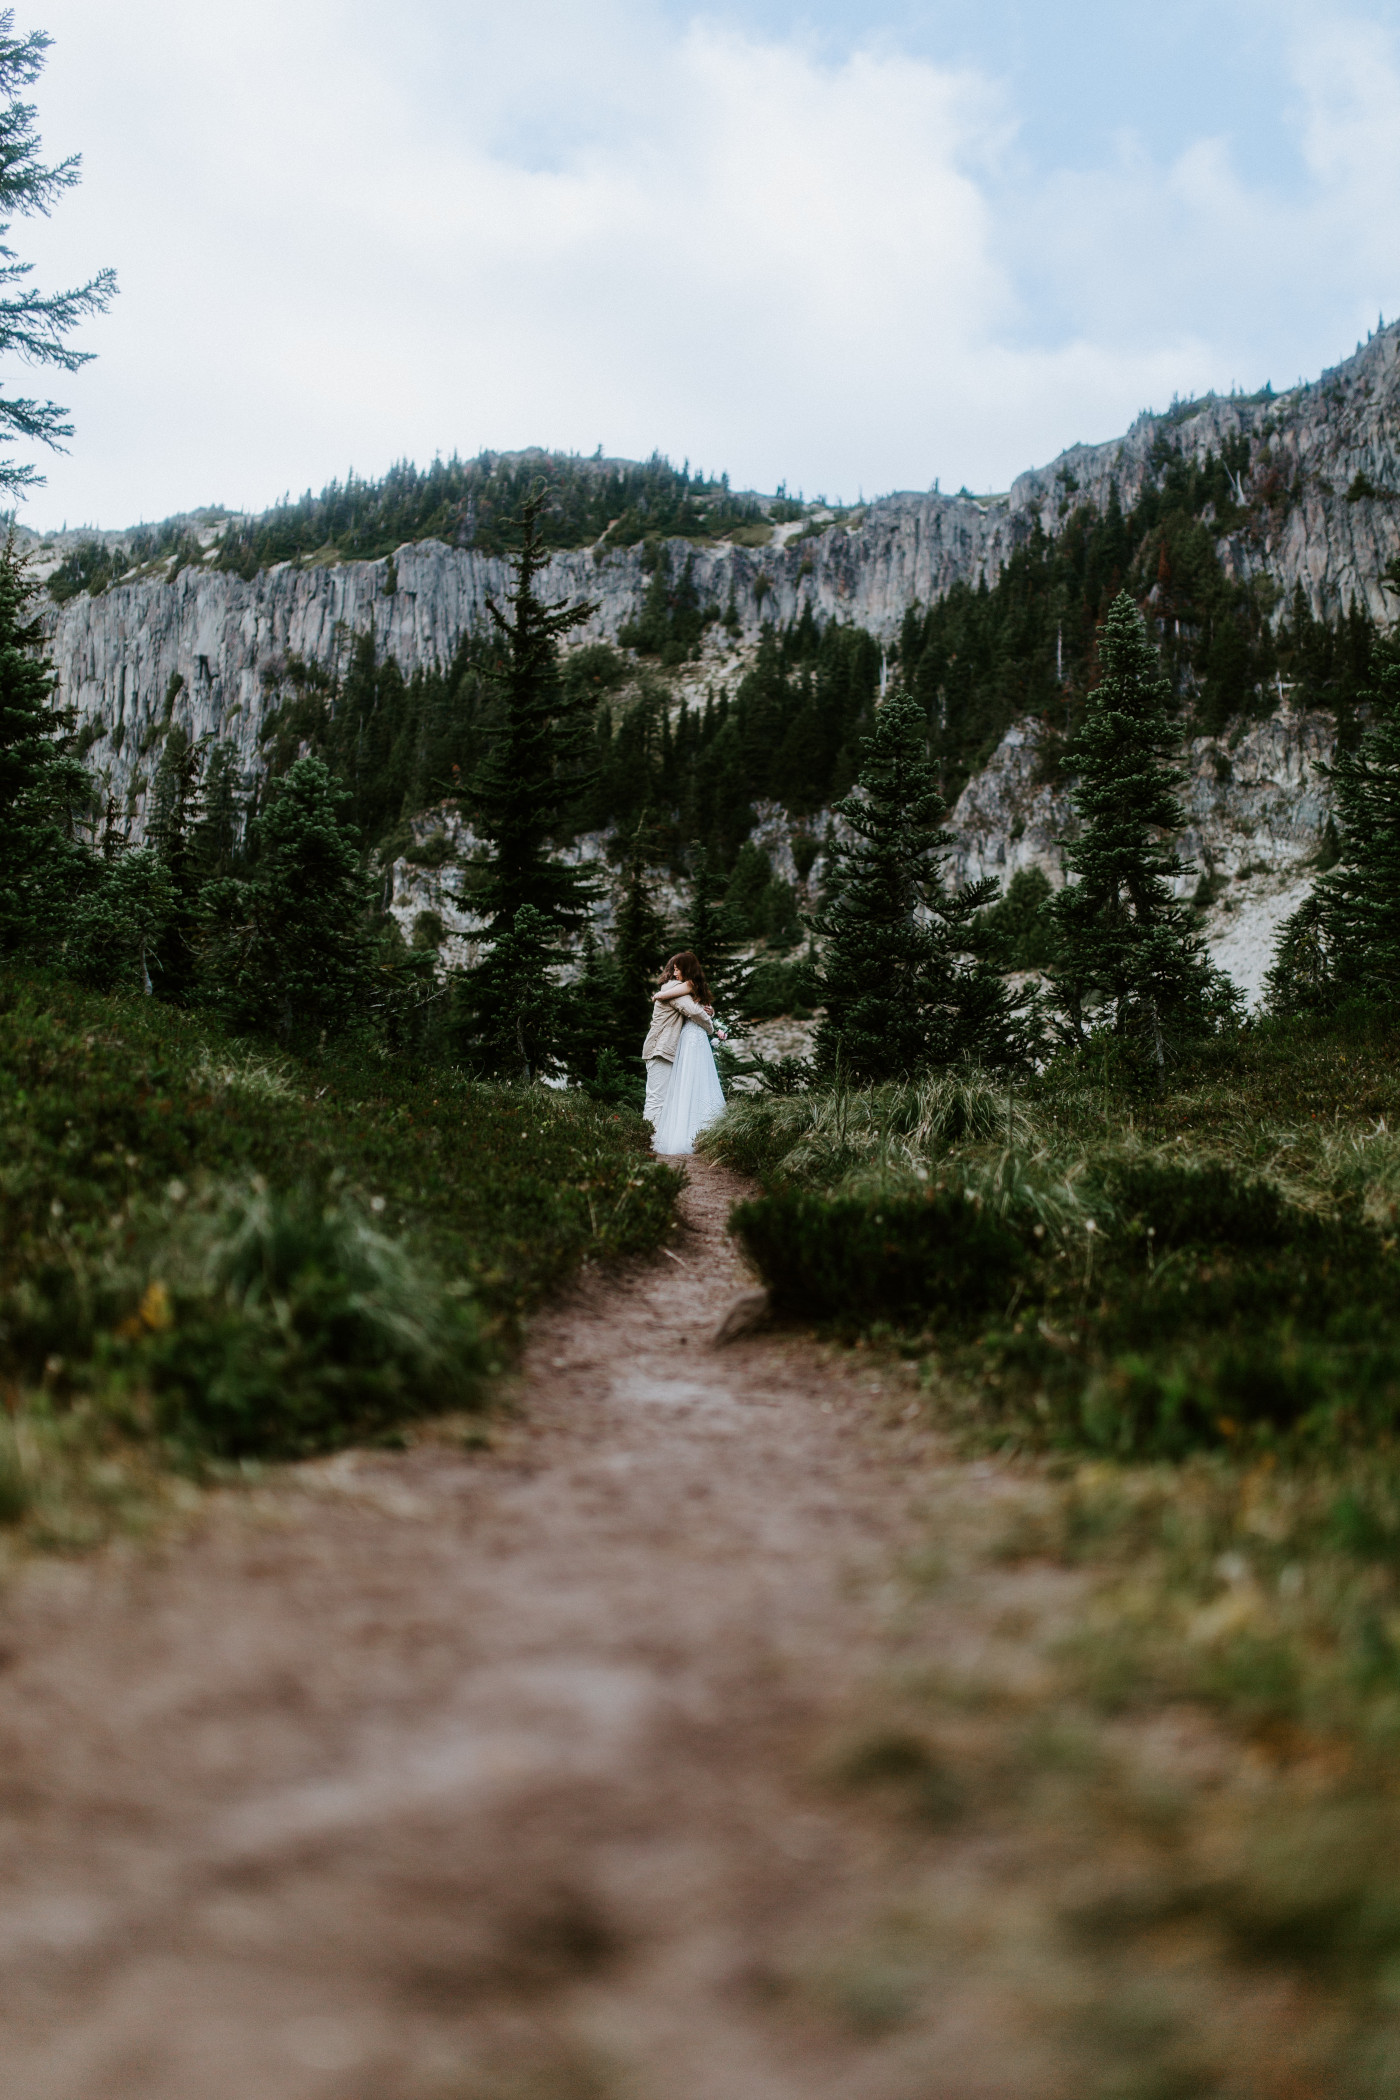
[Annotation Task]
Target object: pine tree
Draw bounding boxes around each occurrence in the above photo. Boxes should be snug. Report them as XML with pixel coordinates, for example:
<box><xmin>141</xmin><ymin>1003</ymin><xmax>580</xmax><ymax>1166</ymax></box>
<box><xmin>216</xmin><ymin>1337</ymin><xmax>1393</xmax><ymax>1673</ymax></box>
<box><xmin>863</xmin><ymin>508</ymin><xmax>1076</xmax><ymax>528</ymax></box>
<box><xmin>146</xmin><ymin>723</ymin><xmax>204</xmax><ymax>999</ymax></box>
<box><xmin>568</xmin><ymin>926</ymin><xmax>634</xmax><ymax>1098</ymax></box>
<box><xmin>683</xmin><ymin>842</ymin><xmax>746</xmax><ymax>1015</ymax></box>
<box><xmin>613</xmin><ymin>811</ymin><xmax>672</xmax><ymax>1047</ymax></box>
<box><xmin>1048</xmin><ymin>591</ymin><xmax>1236</xmax><ymax>1077</ymax></box>
<box><xmin>0</xmin><ymin>535</ymin><xmax>89</xmax><ymax>952</ymax></box>
<box><xmin>65</xmin><ymin>848</ymin><xmax>172</xmax><ymax>994</ymax></box>
<box><xmin>460</xmin><ymin>903</ymin><xmax>565</xmax><ymax>1081</ymax></box>
<box><xmin>199</xmin><ymin>756</ymin><xmax>373</xmax><ymax>1046</ymax></box>
<box><xmin>813</xmin><ymin>686</ymin><xmax>1031</xmax><ymax>1082</ymax></box>
<box><xmin>467</xmin><ymin>491</ymin><xmax>598</xmax><ymax>939</ymax></box>
<box><xmin>193</xmin><ymin>740</ymin><xmax>244</xmax><ymax>882</ymax></box>
<box><xmin>1266</xmin><ymin>657</ymin><xmax>1400</xmax><ymax>1012</ymax></box>
<box><xmin>0</xmin><ymin>15</ymin><xmax>115</xmax><ymax>495</ymax></box>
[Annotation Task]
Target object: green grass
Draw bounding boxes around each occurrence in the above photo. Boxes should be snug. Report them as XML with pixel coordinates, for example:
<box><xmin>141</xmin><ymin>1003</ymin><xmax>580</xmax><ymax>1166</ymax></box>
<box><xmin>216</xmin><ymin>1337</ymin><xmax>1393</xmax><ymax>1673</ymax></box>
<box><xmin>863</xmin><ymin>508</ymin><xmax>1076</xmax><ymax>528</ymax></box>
<box><xmin>702</xmin><ymin>1017</ymin><xmax>1400</xmax><ymax>1458</ymax></box>
<box><xmin>0</xmin><ymin>967</ymin><xmax>681</xmax><ymax>1542</ymax></box>
<box><xmin>702</xmin><ymin>1015</ymin><xmax>1400</xmax><ymax>2083</ymax></box>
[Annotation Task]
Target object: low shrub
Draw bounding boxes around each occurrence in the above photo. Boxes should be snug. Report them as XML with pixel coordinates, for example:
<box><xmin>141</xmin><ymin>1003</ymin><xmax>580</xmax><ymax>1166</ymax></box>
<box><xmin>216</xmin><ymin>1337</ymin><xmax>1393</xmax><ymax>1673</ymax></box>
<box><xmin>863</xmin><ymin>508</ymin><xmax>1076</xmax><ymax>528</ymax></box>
<box><xmin>0</xmin><ymin>967</ymin><xmax>682</xmax><ymax>1482</ymax></box>
<box><xmin>103</xmin><ymin>1181</ymin><xmax>486</xmax><ymax>1459</ymax></box>
<box><xmin>731</xmin><ymin>1185</ymin><xmax>1024</xmax><ymax>1327</ymax></box>
<box><xmin>711</xmin><ymin>1053</ymin><xmax>1400</xmax><ymax>1457</ymax></box>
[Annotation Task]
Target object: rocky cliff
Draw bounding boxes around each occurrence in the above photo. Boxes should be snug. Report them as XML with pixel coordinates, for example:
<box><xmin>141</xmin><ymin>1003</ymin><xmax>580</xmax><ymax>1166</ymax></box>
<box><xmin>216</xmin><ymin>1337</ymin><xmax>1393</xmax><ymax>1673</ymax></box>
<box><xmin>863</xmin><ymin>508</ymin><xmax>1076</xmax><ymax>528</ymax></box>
<box><xmin>31</xmin><ymin>322</ymin><xmax>1400</xmax><ymax>1000</ymax></box>
<box><xmin>949</xmin><ymin>708</ymin><xmax>1336</xmax><ymax>1006</ymax></box>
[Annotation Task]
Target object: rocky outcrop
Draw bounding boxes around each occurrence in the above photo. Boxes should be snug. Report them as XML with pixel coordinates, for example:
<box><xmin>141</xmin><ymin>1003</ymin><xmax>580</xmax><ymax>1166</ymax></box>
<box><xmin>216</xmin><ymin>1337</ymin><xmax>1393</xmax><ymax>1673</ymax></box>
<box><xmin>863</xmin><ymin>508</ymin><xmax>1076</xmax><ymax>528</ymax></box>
<box><xmin>949</xmin><ymin>707</ymin><xmax>1337</xmax><ymax>1005</ymax></box>
<box><xmin>42</xmin><ymin>498</ymin><xmax>1037</xmax><ymax>831</ymax></box>
<box><xmin>31</xmin><ymin>323</ymin><xmax>1400</xmax><ymax>995</ymax></box>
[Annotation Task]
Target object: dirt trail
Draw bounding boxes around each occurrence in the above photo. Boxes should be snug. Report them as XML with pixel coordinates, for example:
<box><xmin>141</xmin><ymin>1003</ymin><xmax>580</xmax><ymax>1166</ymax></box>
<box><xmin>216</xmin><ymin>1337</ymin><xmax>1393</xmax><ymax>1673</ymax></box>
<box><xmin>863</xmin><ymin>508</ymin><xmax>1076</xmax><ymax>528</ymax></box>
<box><xmin>0</xmin><ymin>1161</ymin><xmax>1081</xmax><ymax>2100</ymax></box>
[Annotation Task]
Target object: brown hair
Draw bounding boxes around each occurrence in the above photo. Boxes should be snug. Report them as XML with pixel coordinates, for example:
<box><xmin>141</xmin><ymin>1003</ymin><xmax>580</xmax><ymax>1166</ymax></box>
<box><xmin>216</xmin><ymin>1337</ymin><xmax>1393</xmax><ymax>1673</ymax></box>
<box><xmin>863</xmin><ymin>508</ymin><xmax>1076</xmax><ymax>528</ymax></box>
<box><xmin>659</xmin><ymin>949</ymin><xmax>710</xmax><ymax>1006</ymax></box>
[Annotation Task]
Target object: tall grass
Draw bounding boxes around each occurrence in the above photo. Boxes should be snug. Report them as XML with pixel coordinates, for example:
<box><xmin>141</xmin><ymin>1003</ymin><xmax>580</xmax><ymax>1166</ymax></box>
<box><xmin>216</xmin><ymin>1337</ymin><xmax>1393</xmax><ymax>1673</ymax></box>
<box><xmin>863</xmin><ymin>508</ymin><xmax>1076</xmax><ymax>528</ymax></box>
<box><xmin>707</xmin><ymin>1022</ymin><xmax>1400</xmax><ymax>1458</ymax></box>
<box><xmin>0</xmin><ymin>967</ymin><xmax>682</xmax><ymax>1537</ymax></box>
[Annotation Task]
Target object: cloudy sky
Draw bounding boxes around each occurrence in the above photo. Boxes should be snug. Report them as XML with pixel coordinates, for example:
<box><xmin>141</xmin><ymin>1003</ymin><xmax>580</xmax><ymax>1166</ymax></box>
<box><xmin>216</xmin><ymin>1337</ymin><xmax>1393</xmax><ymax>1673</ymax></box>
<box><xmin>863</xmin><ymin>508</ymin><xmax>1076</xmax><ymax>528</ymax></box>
<box><xmin>13</xmin><ymin>0</ymin><xmax>1400</xmax><ymax>529</ymax></box>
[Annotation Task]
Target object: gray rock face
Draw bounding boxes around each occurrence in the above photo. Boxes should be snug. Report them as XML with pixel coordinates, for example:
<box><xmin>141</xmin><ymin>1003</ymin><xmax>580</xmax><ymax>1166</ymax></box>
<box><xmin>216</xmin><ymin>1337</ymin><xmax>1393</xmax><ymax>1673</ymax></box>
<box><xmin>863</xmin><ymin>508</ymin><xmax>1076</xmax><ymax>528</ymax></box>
<box><xmin>44</xmin><ymin>505</ymin><xmax>1031</xmax><ymax>831</ymax></box>
<box><xmin>949</xmin><ymin>707</ymin><xmax>1337</xmax><ymax>1007</ymax></box>
<box><xmin>1006</xmin><ymin>322</ymin><xmax>1400</xmax><ymax>626</ymax></box>
<box><xmin>36</xmin><ymin>324</ymin><xmax>1400</xmax><ymax>883</ymax></box>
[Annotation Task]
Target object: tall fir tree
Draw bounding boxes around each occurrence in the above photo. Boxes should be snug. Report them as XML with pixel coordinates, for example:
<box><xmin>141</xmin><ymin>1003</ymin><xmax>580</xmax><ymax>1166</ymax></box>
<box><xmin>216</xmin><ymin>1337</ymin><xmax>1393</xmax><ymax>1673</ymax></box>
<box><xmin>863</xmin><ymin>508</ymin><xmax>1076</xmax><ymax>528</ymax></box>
<box><xmin>0</xmin><ymin>536</ymin><xmax>89</xmax><ymax>952</ymax></box>
<box><xmin>1265</xmin><ymin>656</ymin><xmax>1400</xmax><ymax>1012</ymax></box>
<box><xmin>683</xmin><ymin>842</ymin><xmax>747</xmax><ymax>1016</ymax></box>
<box><xmin>1048</xmin><ymin>591</ymin><xmax>1236</xmax><ymax>1076</ymax></box>
<box><xmin>466</xmin><ymin>491</ymin><xmax>598</xmax><ymax>938</ymax></box>
<box><xmin>613</xmin><ymin>810</ymin><xmax>673</xmax><ymax>1048</ymax></box>
<box><xmin>0</xmin><ymin>13</ymin><xmax>115</xmax><ymax>497</ymax></box>
<box><xmin>813</xmin><ymin>685</ymin><xmax>1032</xmax><ymax>1082</ymax></box>
<box><xmin>456</xmin><ymin>491</ymin><xmax>599</xmax><ymax>1070</ymax></box>
<box><xmin>146</xmin><ymin>722</ymin><xmax>204</xmax><ymax>999</ymax></box>
<box><xmin>199</xmin><ymin>755</ymin><xmax>373</xmax><ymax>1047</ymax></box>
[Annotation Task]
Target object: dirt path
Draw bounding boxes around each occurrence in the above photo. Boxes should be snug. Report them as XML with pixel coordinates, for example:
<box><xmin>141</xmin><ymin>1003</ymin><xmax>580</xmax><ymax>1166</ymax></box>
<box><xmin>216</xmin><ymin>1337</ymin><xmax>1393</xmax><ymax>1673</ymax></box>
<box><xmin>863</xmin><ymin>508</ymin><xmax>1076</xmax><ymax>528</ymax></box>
<box><xmin>0</xmin><ymin>1161</ymin><xmax>1092</xmax><ymax>2100</ymax></box>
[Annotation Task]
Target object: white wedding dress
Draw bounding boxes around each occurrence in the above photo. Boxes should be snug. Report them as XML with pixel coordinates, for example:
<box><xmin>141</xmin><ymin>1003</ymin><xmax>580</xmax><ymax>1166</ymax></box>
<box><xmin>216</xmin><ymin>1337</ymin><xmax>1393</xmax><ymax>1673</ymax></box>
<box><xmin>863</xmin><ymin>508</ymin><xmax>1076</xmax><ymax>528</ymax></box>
<box><xmin>652</xmin><ymin>1020</ymin><xmax>726</xmax><ymax>1155</ymax></box>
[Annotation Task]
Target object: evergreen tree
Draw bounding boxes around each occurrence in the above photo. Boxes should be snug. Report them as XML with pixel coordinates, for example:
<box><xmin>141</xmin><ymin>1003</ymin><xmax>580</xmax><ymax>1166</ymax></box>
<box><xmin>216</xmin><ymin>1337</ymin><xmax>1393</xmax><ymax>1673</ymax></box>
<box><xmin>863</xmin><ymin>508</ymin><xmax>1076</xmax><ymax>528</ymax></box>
<box><xmin>200</xmin><ymin>756</ymin><xmax>373</xmax><ymax>1046</ymax></box>
<box><xmin>1266</xmin><ymin>658</ymin><xmax>1400</xmax><ymax>1012</ymax></box>
<box><xmin>459</xmin><ymin>903</ymin><xmax>565</xmax><ymax>1081</ymax></box>
<box><xmin>1048</xmin><ymin>591</ymin><xmax>1236</xmax><ymax>1077</ymax></box>
<box><xmin>613</xmin><ymin>812</ymin><xmax>673</xmax><ymax>1046</ymax></box>
<box><xmin>466</xmin><ymin>490</ymin><xmax>598</xmax><ymax>939</ymax></box>
<box><xmin>567</xmin><ymin>926</ymin><xmax>636</xmax><ymax>1100</ymax></box>
<box><xmin>1262</xmin><ymin>890</ymin><xmax>1335</xmax><ymax>1016</ymax></box>
<box><xmin>683</xmin><ymin>842</ymin><xmax>747</xmax><ymax>1015</ymax></box>
<box><xmin>0</xmin><ymin>13</ymin><xmax>116</xmax><ymax>496</ymax></box>
<box><xmin>65</xmin><ymin>847</ymin><xmax>172</xmax><ymax>994</ymax></box>
<box><xmin>0</xmin><ymin>535</ymin><xmax>89</xmax><ymax>952</ymax></box>
<box><xmin>193</xmin><ymin>740</ymin><xmax>244</xmax><ymax>882</ymax></box>
<box><xmin>146</xmin><ymin>723</ymin><xmax>204</xmax><ymax>999</ymax></box>
<box><xmin>813</xmin><ymin>686</ymin><xmax>1031</xmax><ymax>1082</ymax></box>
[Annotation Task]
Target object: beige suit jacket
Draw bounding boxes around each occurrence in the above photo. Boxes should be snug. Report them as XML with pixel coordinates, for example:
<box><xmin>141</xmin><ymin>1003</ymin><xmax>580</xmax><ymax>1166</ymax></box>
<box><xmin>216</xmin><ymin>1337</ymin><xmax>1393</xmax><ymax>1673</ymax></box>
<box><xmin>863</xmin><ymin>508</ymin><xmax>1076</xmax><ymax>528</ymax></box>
<box><xmin>643</xmin><ymin>987</ymin><xmax>714</xmax><ymax>1063</ymax></box>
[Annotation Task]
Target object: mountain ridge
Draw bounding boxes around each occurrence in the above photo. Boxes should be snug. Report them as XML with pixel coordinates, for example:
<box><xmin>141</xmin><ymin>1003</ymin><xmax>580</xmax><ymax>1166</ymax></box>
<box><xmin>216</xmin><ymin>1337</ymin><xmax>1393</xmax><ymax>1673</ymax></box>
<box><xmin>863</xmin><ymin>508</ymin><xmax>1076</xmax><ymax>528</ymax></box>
<box><xmin>33</xmin><ymin>322</ymin><xmax>1400</xmax><ymax>1014</ymax></box>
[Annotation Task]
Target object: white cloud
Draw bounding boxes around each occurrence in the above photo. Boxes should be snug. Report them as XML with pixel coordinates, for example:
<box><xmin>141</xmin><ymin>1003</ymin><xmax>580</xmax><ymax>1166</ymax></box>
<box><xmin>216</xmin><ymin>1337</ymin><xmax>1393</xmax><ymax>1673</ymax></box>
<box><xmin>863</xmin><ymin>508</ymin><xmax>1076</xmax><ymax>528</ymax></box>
<box><xmin>12</xmin><ymin>0</ymin><xmax>1400</xmax><ymax>530</ymax></box>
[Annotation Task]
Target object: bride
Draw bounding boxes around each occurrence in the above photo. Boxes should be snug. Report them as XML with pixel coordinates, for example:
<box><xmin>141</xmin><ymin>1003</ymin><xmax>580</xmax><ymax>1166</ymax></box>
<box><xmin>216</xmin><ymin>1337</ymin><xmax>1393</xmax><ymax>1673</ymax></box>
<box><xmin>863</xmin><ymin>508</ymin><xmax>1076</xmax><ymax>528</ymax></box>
<box><xmin>649</xmin><ymin>952</ymin><xmax>727</xmax><ymax>1156</ymax></box>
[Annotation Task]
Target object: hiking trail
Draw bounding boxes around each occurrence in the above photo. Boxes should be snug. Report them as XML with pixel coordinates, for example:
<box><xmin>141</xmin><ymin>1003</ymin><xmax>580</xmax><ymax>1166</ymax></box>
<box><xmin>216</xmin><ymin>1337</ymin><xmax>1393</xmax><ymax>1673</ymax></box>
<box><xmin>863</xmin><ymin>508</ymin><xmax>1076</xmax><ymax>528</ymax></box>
<box><xmin>0</xmin><ymin>1159</ymin><xmax>1105</xmax><ymax>2099</ymax></box>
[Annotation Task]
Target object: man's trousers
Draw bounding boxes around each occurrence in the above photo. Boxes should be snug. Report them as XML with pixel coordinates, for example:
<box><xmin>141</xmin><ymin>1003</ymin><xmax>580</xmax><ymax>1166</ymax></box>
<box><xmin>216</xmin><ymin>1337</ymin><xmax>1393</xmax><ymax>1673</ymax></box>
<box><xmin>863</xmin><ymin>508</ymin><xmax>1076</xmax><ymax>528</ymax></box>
<box><xmin>643</xmin><ymin>1056</ymin><xmax>672</xmax><ymax>1132</ymax></box>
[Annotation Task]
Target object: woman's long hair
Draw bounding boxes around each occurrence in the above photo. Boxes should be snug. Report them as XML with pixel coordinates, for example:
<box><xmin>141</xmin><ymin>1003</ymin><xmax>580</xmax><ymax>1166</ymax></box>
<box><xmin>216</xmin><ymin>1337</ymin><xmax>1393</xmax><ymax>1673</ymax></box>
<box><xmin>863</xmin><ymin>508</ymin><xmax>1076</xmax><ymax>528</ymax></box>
<box><xmin>659</xmin><ymin>949</ymin><xmax>710</xmax><ymax>1006</ymax></box>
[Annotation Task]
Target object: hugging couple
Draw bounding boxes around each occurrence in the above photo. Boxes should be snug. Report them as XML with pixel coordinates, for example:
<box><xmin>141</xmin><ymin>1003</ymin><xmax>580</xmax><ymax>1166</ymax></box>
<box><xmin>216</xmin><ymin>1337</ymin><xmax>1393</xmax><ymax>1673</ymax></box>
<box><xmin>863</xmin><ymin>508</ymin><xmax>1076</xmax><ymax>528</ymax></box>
<box><xmin>641</xmin><ymin>950</ymin><xmax>727</xmax><ymax>1156</ymax></box>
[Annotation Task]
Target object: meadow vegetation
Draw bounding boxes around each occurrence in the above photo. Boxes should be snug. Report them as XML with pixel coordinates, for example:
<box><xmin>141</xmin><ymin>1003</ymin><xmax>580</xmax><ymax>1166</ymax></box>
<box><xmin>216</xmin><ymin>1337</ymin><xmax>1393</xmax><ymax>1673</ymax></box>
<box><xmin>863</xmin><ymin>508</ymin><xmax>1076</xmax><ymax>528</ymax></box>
<box><xmin>701</xmin><ymin>1017</ymin><xmax>1400</xmax><ymax>2090</ymax></box>
<box><xmin>0</xmin><ymin>966</ymin><xmax>679</xmax><ymax>1554</ymax></box>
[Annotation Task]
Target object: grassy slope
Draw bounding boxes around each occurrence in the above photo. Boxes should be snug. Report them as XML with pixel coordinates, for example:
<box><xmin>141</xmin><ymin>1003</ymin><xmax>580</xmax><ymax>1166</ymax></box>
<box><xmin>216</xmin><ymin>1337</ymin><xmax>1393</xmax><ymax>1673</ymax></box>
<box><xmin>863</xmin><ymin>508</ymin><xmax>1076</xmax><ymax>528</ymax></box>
<box><xmin>0</xmin><ymin>969</ymin><xmax>680</xmax><ymax>1550</ymax></box>
<box><xmin>702</xmin><ymin>1021</ymin><xmax>1400</xmax><ymax>2080</ymax></box>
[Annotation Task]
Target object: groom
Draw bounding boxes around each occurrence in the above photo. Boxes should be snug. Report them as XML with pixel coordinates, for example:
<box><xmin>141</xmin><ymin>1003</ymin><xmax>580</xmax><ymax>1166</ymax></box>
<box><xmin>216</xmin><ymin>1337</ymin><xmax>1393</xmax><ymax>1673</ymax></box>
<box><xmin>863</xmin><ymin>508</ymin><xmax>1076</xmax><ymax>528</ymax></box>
<box><xmin>642</xmin><ymin>957</ymin><xmax>715</xmax><ymax>1132</ymax></box>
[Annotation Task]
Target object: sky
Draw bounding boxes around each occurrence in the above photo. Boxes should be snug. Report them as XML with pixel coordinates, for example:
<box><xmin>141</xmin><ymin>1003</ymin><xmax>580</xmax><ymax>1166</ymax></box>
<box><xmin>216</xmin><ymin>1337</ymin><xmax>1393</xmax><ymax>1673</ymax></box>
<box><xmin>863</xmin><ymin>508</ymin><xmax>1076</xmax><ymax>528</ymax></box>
<box><xmin>12</xmin><ymin>0</ymin><xmax>1400</xmax><ymax>530</ymax></box>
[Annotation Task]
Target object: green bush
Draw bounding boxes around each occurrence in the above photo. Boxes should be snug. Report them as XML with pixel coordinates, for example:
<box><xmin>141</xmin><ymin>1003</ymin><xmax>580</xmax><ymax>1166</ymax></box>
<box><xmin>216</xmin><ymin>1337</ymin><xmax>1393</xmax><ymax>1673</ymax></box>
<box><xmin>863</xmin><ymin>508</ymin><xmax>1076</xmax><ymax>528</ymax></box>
<box><xmin>731</xmin><ymin>1185</ymin><xmax>1024</xmax><ymax>1326</ymax></box>
<box><xmin>0</xmin><ymin>968</ymin><xmax>682</xmax><ymax>1468</ymax></box>
<box><xmin>978</xmin><ymin>866</ymin><xmax>1059</xmax><ymax>970</ymax></box>
<box><xmin>104</xmin><ymin>1182</ymin><xmax>485</xmax><ymax>1459</ymax></box>
<box><xmin>742</xmin><ymin>951</ymin><xmax>819</xmax><ymax>1019</ymax></box>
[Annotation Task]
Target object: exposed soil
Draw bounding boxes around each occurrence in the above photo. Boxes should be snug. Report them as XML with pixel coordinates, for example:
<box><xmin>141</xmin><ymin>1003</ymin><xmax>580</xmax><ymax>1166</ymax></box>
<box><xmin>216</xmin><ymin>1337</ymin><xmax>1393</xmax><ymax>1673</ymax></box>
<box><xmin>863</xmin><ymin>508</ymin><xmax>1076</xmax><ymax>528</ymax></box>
<box><xmin>0</xmin><ymin>1161</ymin><xmax>1285</xmax><ymax>2099</ymax></box>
